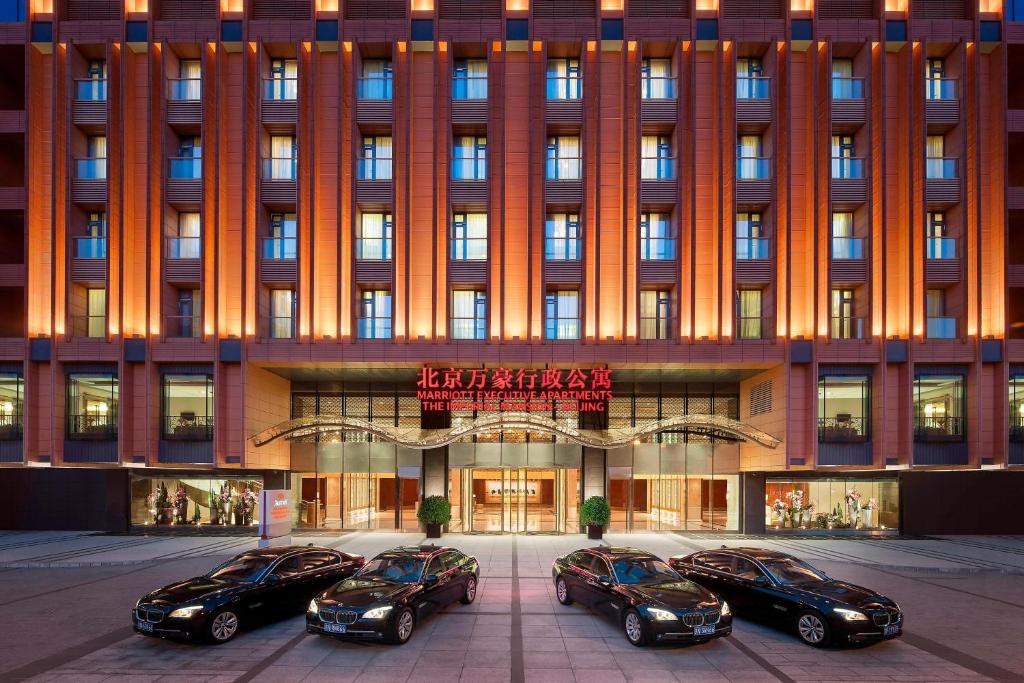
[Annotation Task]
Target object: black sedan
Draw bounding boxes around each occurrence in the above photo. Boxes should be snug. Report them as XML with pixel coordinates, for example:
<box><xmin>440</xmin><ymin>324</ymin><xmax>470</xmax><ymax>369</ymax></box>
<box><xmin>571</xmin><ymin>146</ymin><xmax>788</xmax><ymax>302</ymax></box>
<box><xmin>552</xmin><ymin>547</ymin><xmax>732</xmax><ymax>647</ymax></box>
<box><xmin>133</xmin><ymin>545</ymin><xmax>364</xmax><ymax>644</ymax></box>
<box><xmin>669</xmin><ymin>548</ymin><xmax>902</xmax><ymax>647</ymax></box>
<box><xmin>307</xmin><ymin>545</ymin><xmax>479</xmax><ymax>645</ymax></box>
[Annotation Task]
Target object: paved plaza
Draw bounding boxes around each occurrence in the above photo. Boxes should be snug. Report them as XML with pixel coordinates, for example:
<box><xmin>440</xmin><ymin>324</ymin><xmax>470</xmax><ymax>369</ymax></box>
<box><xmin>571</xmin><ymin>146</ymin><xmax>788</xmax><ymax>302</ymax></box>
<box><xmin>1</xmin><ymin>531</ymin><xmax>1024</xmax><ymax>682</ymax></box>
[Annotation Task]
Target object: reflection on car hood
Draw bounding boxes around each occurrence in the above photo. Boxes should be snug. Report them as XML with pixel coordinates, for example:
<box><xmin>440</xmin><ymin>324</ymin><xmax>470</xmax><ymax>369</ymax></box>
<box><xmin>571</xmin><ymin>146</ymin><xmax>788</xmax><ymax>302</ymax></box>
<box><xmin>788</xmin><ymin>580</ymin><xmax>891</xmax><ymax>607</ymax></box>
<box><xmin>624</xmin><ymin>580</ymin><xmax>716</xmax><ymax>609</ymax></box>
<box><xmin>143</xmin><ymin>576</ymin><xmax>240</xmax><ymax>605</ymax></box>
<box><xmin>321</xmin><ymin>577</ymin><xmax>416</xmax><ymax>607</ymax></box>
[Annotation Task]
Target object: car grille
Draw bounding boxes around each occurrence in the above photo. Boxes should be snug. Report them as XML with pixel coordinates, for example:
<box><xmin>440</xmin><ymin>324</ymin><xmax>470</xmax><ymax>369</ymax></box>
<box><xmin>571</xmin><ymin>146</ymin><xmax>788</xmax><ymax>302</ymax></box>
<box><xmin>871</xmin><ymin>608</ymin><xmax>900</xmax><ymax>627</ymax></box>
<box><xmin>682</xmin><ymin>609</ymin><xmax>720</xmax><ymax>627</ymax></box>
<box><xmin>135</xmin><ymin>607</ymin><xmax>164</xmax><ymax>624</ymax></box>
<box><xmin>320</xmin><ymin>608</ymin><xmax>359</xmax><ymax>625</ymax></box>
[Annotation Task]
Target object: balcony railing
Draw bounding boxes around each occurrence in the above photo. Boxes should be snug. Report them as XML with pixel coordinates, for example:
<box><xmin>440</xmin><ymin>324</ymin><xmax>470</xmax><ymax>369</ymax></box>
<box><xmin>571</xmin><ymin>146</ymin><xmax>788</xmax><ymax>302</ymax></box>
<box><xmin>167</xmin><ymin>78</ymin><xmax>202</xmax><ymax>101</ymax></box>
<box><xmin>639</xmin><ymin>317</ymin><xmax>671</xmax><ymax>340</ymax></box>
<box><xmin>262</xmin><ymin>237</ymin><xmax>297</xmax><ymax>260</ymax></box>
<box><xmin>926</xmin><ymin>316</ymin><xmax>958</xmax><ymax>339</ymax></box>
<box><xmin>164</xmin><ymin>315</ymin><xmax>202</xmax><ymax>338</ymax></box>
<box><xmin>818</xmin><ymin>417</ymin><xmax>868</xmax><ymax>442</ymax></box>
<box><xmin>736</xmin><ymin>156</ymin><xmax>771</xmax><ymax>180</ymax></box>
<box><xmin>67</xmin><ymin>414</ymin><xmax>116</xmax><ymax>439</ymax></box>
<box><xmin>268</xmin><ymin>316</ymin><xmax>296</xmax><ymax>339</ymax></box>
<box><xmin>640</xmin><ymin>238</ymin><xmax>675</xmax><ymax>261</ymax></box>
<box><xmin>925</xmin><ymin>78</ymin><xmax>958</xmax><ymax>101</ymax></box>
<box><xmin>926</xmin><ymin>236</ymin><xmax>958</xmax><ymax>260</ymax></box>
<box><xmin>831</xmin><ymin>77</ymin><xmax>864</xmax><ymax>100</ymax></box>
<box><xmin>264</xmin><ymin>77</ymin><xmax>297</xmax><ymax>101</ymax></box>
<box><xmin>451</xmin><ymin>155</ymin><xmax>487</xmax><ymax>181</ymax></box>
<box><xmin>356</xmin><ymin>238</ymin><xmax>392</xmax><ymax>261</ymax></box>
<box><xmin>451</xmin><ymin>318</ymin><xmax>486</xmax><ymax>340</ymax></box>
<box><xmin>357</xmin><ymin>317</ymin><xmax>393</xmax><ymax>339</ymax></box>
<box><xmin>75</xmin><ymin>79</ymin><xmax>107</xmax><ymax>101</ymax></box>
<box><xmin>76</xmin><ymin>157</ymin><xmax>107</xmax><ymax>180</ymax></box>
<box><xmin>70</xmin><ymin>315</ymin><xmax>107</xmax><ymax>338</ymax></box>
<box><xmin>452</xmin><ymin>75</ymin><xmax>488</xmax><ymax>100</ymax></box>
<box><xmin>545</xmin><ymin>238</ymin><xmax>581</xmax><ymax>261</ymax></box>
<box><xmin>831</xmin><ymin>157</ymin><xmax>865</xmax><ymax>179</ymax></box>
<box><xmin>358</xmin><ymin>158</ymin><xmax>393</xmax><ymax>180</ymax></box>
<box><xmin>640</xmin><ymin>156</ymin><xmax>675</xmax><ymax>181</ymax></box>
<box><xmin>736</xmin><ymin>77</ymin><xmax>770</xmax><ymax>99</ymax></box>
<box><xmin>357</xmin><ymin>76</ymin><xmax>393</xmax><ymax>100</ymax></box>
<box><xmin>642</xmin><ymin>77</ymin><xmax>677</xmax><ymax>100</ymax></box>
<box><xmin>914</xmin><ymin>415</ymin><xmax>963</xmax><ymax>441</ymax></box>
<box><xmin>546</xmin><ymin>157</ymin><xmax>582</xmax><ymax>180</ymax></box>
<box><xmin>264</xmin><ymin>157</ymin><xmax>297</xmax><ymax>180</ymax></box>
<box><xmin>167</xmin><ymin>236</ymin><xmax>202</xmax><ymax>259</ymax></box>
<box><xmin>831</xmin><ymin>236</ymin><xmax>864</xmax><ymax>259</ymax></box>
<box><xmin>926</xmin><ymin>157</ymin><xmax>958</xmax><ymax>179</ymax></box>
<box><xmin>168</xmin><ymin>156</ymin><xmax>202</xmax><ymax>179</ymax></box>
<box><xmin>546</xmin><ymin>76</ymin><xmax>582</xmax><ymax>100</ymax></box>
<box><xmin>163</xmin><ymin>415</ymin><xmax>213</xmax><ymax>441</ymax></box>
<box><xmin>830</xmin><ymin>316</ymin><xmax>865</xmax><ymax>340</ymax></box>
<box><xmin>74</xmin><ymin>236</ymin><xmax>107</xmax><ymax>259</ymax></box>
<box><xmin>736</xmin><ymin>316</ymin><xmax>767</xmax><ymax>340</ymax></box>
<box><xmin>545</xmin><ymin>318</ymin><xmax>581</xmax><ymax>340</ymax></box>
<box><xmin>736</xmin><ymin>237</ymin><xmax>770</xmax><ymax>260</ymax></box>
<box><xmin>451</xmin><ymin>238</ymin><xmax>488</xmax><ymax>261</ymax></box>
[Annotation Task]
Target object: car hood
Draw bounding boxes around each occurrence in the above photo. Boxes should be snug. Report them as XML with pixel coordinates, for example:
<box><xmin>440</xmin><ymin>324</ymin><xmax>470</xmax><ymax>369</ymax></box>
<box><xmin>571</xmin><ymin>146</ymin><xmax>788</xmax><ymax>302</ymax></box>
<box><xmin>141</xmin><ymin>576</ymin><xmax>241</xmax><ymax>605</ymax></box>
<box><xmin>319</xmin><ymin>577</ymin><xmax>418</xmax><ymax>607</ymax></box>
<box><xmin>623</xmin><ymin>580</ymin><xmax>718</xmax><ymax>610</ymax></box>
<box><xmin>788</xmin><ymin>580</ymin><xmax>892</xmax><ymax>608</ymax></box>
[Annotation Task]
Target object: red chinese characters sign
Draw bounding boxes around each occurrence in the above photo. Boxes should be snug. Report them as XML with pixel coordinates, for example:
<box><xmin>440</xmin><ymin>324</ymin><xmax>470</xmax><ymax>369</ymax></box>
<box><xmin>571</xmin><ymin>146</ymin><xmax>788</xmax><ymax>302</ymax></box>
<box><xmin>416</xmin><ymin>367</ymin><xmax>613</xmax><ymax>413</ymax></box>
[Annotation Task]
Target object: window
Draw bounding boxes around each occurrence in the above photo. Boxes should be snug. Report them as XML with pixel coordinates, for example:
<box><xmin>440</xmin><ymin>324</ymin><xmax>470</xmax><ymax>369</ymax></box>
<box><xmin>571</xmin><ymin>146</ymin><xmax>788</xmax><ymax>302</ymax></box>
<box><xmin>926</xmin><ymin>58</ymin><xmax>955</xmax><ymax>100</ymax></box>
<box><xmin>359</xmin><ymin>136</ymin><xmax>393</xmax><ymax>180</ymax></box>
<box><xmin>357</xmin><ymin>213</ymin><xmax>393</xmax><ymax>260</ymax></box>
<box><xmin>640</xmin><ymin>135</ymin><xmax>674</xmax><ymax>180</ymax></box>
<box><xmin>926</xmin><ymin>135</ymin><xmax>955</xmax><ymax>178</ymax></box>
<box><xmin>0</xmin><ymin>0</ymin><xmax>26</xmax><ymax>21</ymax></box>
<box><xmin>358</xmin><ymin>289</ymin><xmax>392</xmax><ymax>339</ymax></box>
<box><xmin>546</xmin><ymin>58</ymin><xmax>581</xmax><ymax>100</ymax></box>
<box><xmin>641</xmin><ymin>58</ymin><xmax>674</xmax><ymax>99</ymax></box>
<box><xmin>545</xmin><ymin>290</ymin><xmax>580</xmax><ymax>340</ymax></box>
<box><xmin>451</xmin><ymin>213</ymin><xmax>487</xmax><ymax>261</ymax></box>
<box><xmin>736</xmin><ymin>57</ymin><xmax>768</xmax><ymax>99</ymax></box>
<box><xmin>170</xmin><ymin>288</ymin><xmax>201</xmax><ymax>338</ymax></box>
<box><xmin>830</xmin><ymin>58</ymin><xmax>862</xmax><ymax>99</ymax></box>
<box><xmin>926</xmin><ymin>211</ymin><xmax>955</xmax><ymax>259</ymax></box>
<box><xmin>546</xmin><ymin>136</ymin><xmax>581</xmax><ymax>180</ymax></box>
<box><xmin>266</xmin><ymin>58</ymin><xmax>297</xmax><ymax>100</ymax></box>
<box><xmin>830</xmin><ymin>288</ymin><xmax>861</xmax><ymax>339</ymax></box>
<box><xmin>170</xmin><ymin>59</ymin><xmax>201</xmax><ymax>101</ymax></box>
<box><xmin>81</xmin><ymin>288</ymin><xmax>106</xmax><ymax>338</ymax></box>
<box><xmin>1010</xmin><ymin>376</ymin><xmax>1024</xmax><ymax>442</ymax></box>
<box><xmin>170</xmin><ymin>135</ymin><xmax>201</xmax><ymax>179</ymax></box>
<box><xmin>76</xmin><ymin>212</ymin><xmax>107</xmax><ymax>258</ymax></box>
<box><xmin>452</xmin><ymin>136</ymin><xmax>486</xmax><ymax>180</ymax></box>
<box><xmin>269</xmin><ymin>289</ymin><xmax>296</xmax><ymax>339</ymax></box>
<box><xmin>66</xmin><ymin>373</ymin><xmax>118</xmax><ymax>439</ymax></box>
<box><xmin>736</xmin><ymin>135</ymin><xmax>767</xmax><ymax>179</ymax></box>
<box><xmin>736</xmin><ymin>289</ymin><xmax>763</xmax><ymax>339</ymax></box>
<box><xmin>303</xmin><ymin>552</ymin><xmax>340</xmax><ymax>570</ymax></box>
<box><xmin>640</xmin><ymin>213</ymin><xmax>674</xmax><ymax>260</ymax></box>
<box><xmin>640</xmin><ymin>290</ymin><xmax>671</xmax><ymax>340</ymax></box>
<box><xmin>78</xmin><ymin>136</ymin><xmax>107</xmax><ymax>179</ymax></box>
<box><xmin>267</xmin><ymin>135</ymin><xmax>296</xmax><ymax>180</ymax></box>
<box><xmin>359</xmin><ymin>60</ymin><xmax>393</xmax><ymax>100</ymax></box>
<box><xmin>75</xmin><ymin>60</ymin><xmax>107</xmax><ymax>102</ymax></box>
<box><xmin>162</xmin><ymin>374</ymin><xmax>213</xmax><ymax>441</ymax></box>
<box><xmin>914</xmin><ymin>374</ymin><xmax>964</xmax><ymax>441</ymax></box>
<box><xmin>830</xmin><ymin>212</ymin><xmax>862</xmax><ymax>259</ymax></box>
<box><xmin>0</xmin><ymin>373</ymin><xmax>23</xmax><ymax>440</ymax></box>
<box><xmin>545</xmin><ymin>213</ymin><xmax>581</xmax><ymax>261</ymax></box>
<box><xmin>170</xmin><ymin>212</ymin><xmax>201</xmax><ymax>259</ymax></box>
<box><xmin>818</xmin><ymin>375</ymin><xmax>870</xmax><ymax>442</ymax></box>
<box><xmin>766</xmin><ymin>477</ymin><xmax>898</xmax><ymax>530</ymax></box>
<box><xmin>735</xmin><ymin>212</ymin><xmax>768</xmax><ymax>260</ymax></box>
<box><xmin>451</xmin><ymin>290</ymin><xmax>486</xmax><ymax>340</ymax></box>
<box><xmin>926</xmin><ymin>289</ymin><xmax>956</xmax><ymax>338</ymax></box>
<box><xmin>831</xmin><ymin>135</ymin><xmax>861</xmax><ymax>179</ymax></box>
<box><xmin>264</xmin><ymin>213</ymin><xmax>297</xmax><ymax>259</ymax></box>
<box><xmin>453</xmin><ymin>59</ymin><xmax>487</xmax><ymax>100</ymax></box>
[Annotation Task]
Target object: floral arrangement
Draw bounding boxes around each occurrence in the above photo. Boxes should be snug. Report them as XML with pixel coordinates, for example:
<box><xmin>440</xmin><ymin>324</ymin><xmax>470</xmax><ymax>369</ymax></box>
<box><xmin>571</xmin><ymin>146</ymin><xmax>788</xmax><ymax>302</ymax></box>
<box><xmin>863</xmin><ymin>497</ymin><xmax>878</xmax><ymax>510</ymax></box>
<box><xmin>845</xmin><ymin>488</ymin><xmax>862</xmax><ymax>507</ymax></box>
<box><xmin>785</xmin><ymin>489</ymin><xmax>805</xmax><ymax>513</ymax></box>
<box><xmin>173</xmin><ymin>487</ymin><xmax>188</xmax><ymax>506</ymax></box>
<box><xmin>234</xmin><ymin>486</ymin><xmax>258</xmax><ymax>524</ymax></box>
<box><xmin>217</xmin><ymin>484</ymin><xmax>233</xmax><ymax>505</ymax></box>
<box><xmin>771</xmin><ymin>498</ymin><xmax>787</xmax><ymax>517</ymax></box>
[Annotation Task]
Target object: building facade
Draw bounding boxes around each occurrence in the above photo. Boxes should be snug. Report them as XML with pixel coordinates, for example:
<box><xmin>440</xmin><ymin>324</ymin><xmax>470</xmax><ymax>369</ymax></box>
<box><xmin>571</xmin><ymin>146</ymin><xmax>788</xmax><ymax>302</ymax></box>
<box><xmin>1</xmin><ymin>0</ymin><xmax>1023</xmax><ymax>534</ymax></box>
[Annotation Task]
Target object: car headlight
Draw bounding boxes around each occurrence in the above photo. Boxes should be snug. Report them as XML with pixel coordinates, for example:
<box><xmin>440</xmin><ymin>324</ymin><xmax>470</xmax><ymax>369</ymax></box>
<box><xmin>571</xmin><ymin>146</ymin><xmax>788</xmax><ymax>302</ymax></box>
<box><xmin>720</xmin><ymin>601</ymin><xmax>731</xmax><ymax>617</ymax></box>
<box><xmin>645</xmin><ymin>607</ymin><xmax>678</xmax><ymax>621</ymax></box>
<box><xmin>307</xmin><ymin>599</ymin><xmax>318</xmax><ymax>615</ymax></box>
<box><xmin>833</xmin><ymin>608</ymin><xmax>869</xmax><ymax>621</ymax></box>
<box><xmin>168</xmin><ymin>606</ymin><xmax>204</xmax><ymax>619</ymax></box>
<box><xmin>362</xmin><ymin>606</ymin><xmax>393</xmax><ymax>620</ymax></box>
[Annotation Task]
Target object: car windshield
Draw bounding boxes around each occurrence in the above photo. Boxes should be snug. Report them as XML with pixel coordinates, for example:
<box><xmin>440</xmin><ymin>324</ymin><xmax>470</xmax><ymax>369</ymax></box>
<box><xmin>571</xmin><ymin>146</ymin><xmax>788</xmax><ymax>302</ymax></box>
<box><xmin>207</xmin><ymin>555</ymin><xmax>275</xmax><ymax>583</ymax></box>
<box><xmin>356</xmin><ymin>556</ymin><xmax>425</xmax><ymax>583</ymax></box>
<box><xmin>612</xmin><ymin>558</ymin><xmax>682</xmax><ymax>585</ymax></box>
<box><xmin>760</xmin><ymin>558</ymin><xmax>829</xmax><ymax>585</ymax></box>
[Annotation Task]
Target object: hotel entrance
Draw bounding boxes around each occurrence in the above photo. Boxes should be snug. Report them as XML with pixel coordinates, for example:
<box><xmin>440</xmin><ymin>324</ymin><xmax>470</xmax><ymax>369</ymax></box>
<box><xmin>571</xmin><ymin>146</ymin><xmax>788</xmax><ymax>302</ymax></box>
<box><xmin>449</xmin><ymin>467</ymin><xmax>580</xmax><ymax>534</ymax></box>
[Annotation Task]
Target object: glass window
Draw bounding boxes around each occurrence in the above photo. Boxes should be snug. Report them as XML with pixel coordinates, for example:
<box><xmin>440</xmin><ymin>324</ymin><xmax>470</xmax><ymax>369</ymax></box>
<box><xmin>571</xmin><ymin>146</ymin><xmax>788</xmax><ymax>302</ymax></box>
<box><xmin>131</xmin><ymin>474</ymin><xmax>263</xmax><ymax>526</ymax></box>
<box><xmin>735</xmin><ymin>212</ymin><xmax>767</xmax><ymax>260</ymax></box>
<box><xmin>78</xmin><ymin>136</ymin><xmax>107</xmax><ymax>179</ymax></box>
<box><xmin>640</xmin><ymin>290</ymin><xmax>671</xmax><ymax>340</ymax></box>
<box><xmin>266</xmin><ymin>58</ymin><xmax>298</xmax><ymax>100</ymax></box>
<box><xmin>359</xmin><ymin>60</ymin><xmax>393</xmax><ymax>100</ymax></box>
<box><xmin>357</xmin><ymin>213</ymin><xmax>393</xmax><ymax>260</ymax></box>
<box><xmin>269</xmin><ymin>289</ymin><xmax>295</xmax><ymax>338</ymax></box>
<box><xmin>67</xmin><ymin>373</ymin><xmax>118</xmax><ymax>439</ymax></box>
<box><xmin>926</xmin><ymin>58</ymin><xmax>955</xmax><ymax>100</ymax></box>
<box><xmin>359</xmin><ymin>135</ymin><xmax>393</xmax><ymax>180</ymax></box>
<box><xmin>358</xmin><ymin>289</ymin><xmax>392</xmax><ymax>339</ymax></box>
<box><xmin>640</xmin><ymin>212</ymin><xmax>674</xmax><ymax>260</ymax></box>
<box><xmin>830</xmin><ymin>58</ymin><xmax>862</xmax><ymax>99</ymax></box>
<box><xmin>170</xmin><ymin>59</ymin><xmax>202</xmax><ymax>101</ymax></box>
<box><xmin>357</xmin><ymin>556</ymin><xmax>424</xmax><ymax>582</ymax></box>
<box><xmin>265</xmin><ymin>213</ymin><xmax>297</xmax><ymax>259</ymax></box>
<box><xmin>695</xmin><ymin>553</ymin><xmax>734</xmax><ymax>573</ymax></box>
<box><xmin>272</xmin><ymin>555</ymin><xmax>303</xmax><ymax>578</ymax></box>
<box><xmin>641</xmin><ymin>58</ymin><xmax>674</xmax><ymax>99</ymax></box>
<box><xmin>736</xmin><ymin>57</ymin><xmax>767</xmax><ymax>99</ymax></box>
<box><xmin>546</xmin><ymin>58</ymin><xmax>581</xmax><ymax>100</ymax></box>
<box><xmin>830</xmin><ymin>288</ymin><xmax>861</xmax><ymax>339</ymax></box>
<box><xmin>546</xmin><ymin>136</ymin><xmax>581</xmax><ymax>180</ymax></box>
<box><xmin>640</xmin><ymin>135</ymin><xmax>674</xmax><ymax>180</ymax></box>
<box><xmin>544</xmin><ymin>290</ymin><xmax>580</xmax><ymax>340</ymax></box>
<box><xmin>453</xmin><ymin>59</ymin><xmax>488</xmax><ymax>100</ymax></box>
<box><xmin>914</xmin><ymin>374</ymin><xmax>964</xmax><ymax>441</ymax></box>
<box><xmin>451</xmin><ymin>213</ymin><xmax>488</xmax><ymax>261</ymax></box>
<box><xmin>830</xmin><ymin>212</ymin><xmax>861</xmax><ymax>259</ymax></box>
<box><xmin>162</xmin><ymin>374</ymin><xmax>213</xmax><ymax>441</ymax></box>
<box><xmin>831</xmin><ymin>135</ymin><xmax>861</xmax><ymax>179</ymax></box>
<box><xmin>303</xmin><ymin>552</ymin><xmax>340</xmax><ymax>570</ymax></box>
<box><xmin>268</xmin><ymin>136</ymin><xmax>296</xmax><ymax>180</ymax></box>
<box><xmin>451</xmin><ymin>290</ymin><xmax>486</xmax><ymax>340</ymax></box>
<box><xmin>0</xmin><ymin>0</ymin><xmax>26</xmax><ymax>21</ymax></box>
<box><xmin>171</xmin><ymin>288</ymin><xmax>202</xmax><ymax>338</ymax></box>
<box><xmin>169</xmin><ymin>135</ymin><xmax>201</xmax><ymax>179</ymax></box>
<box><xmin>0</xmin><ymin>373</ymin><xmax>23</xmax><ymax>440</ymax></box>
<box><xmin>170</xmin><ymin>212</ymin><xmax>201</xmax><ymax>259</ymax></box>
<box><xmin>927</xmin><ymin>211</ymin><xmax>955</xmax><ymax>259</ymax></box>
<box><xmin>766</xmin><ymin>478</ymin><xmax>898</xmax><ymax>531</ymax></box>
<box><xmin>818</xmin><ymin>375</ymin><xmax>869</xmax><ymax>442</ymax></box>
<box><xmin>736</xmin><ymin>289</ymin><xmax>762</xmax><ymax>339</ymax></box>
<box><xmin>610</xmin><ymin>557</ymin><xmax>681</xmax><ymax>585</ymax></box>
<box><xmin>452</xmin><ymin>136</ymin><xmax>487</xmax><ymax>180</ymax></box>
<box><xmin>1012</xmin><ymin>376</ymin><xmax>1024</xmax><ymax>443</ymax></box>
<box><xmin>75</xmin><ymin>212</ymin><xmax>108</xmax><ymax>258</ymax></box>
<box><xmin>82</xmin><ymin>288</ymin><xmax>106</xmax><ymax>338</ymax></box>
<box><xmin>76</xmin><ymin>60</ymin><xmax>107</xmax><ymax>101</ymax></box>
<box><xmin>736</xmin><ymin>135</ymin><xmax>766</xmax><ymax>179</ymax></box>
<box><xmin>545</xmin><ymin>213</ymin><xmax>581</xmax><ymax>261</ymax></box>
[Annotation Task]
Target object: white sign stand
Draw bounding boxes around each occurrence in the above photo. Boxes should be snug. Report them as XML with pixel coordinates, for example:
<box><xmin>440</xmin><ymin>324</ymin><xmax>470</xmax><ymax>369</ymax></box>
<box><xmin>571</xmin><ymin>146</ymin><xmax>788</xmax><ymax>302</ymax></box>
<box><xmin>258</xmin><ymin>489</ymin><xmax>293</xmax><ymax>548</ymax></box>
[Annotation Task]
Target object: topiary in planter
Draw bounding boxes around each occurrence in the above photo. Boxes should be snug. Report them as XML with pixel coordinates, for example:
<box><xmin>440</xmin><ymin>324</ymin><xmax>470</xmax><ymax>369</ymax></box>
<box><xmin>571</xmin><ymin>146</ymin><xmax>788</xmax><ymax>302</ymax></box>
<box><xmin>417</xmin><ymin>495</ymin><xmax>452</xmax><ymax>538</ymax></box>
<box><xmin>580</xmin><ymin>496</ymin><xmax>611</xmax><ymax>539</ymax></box>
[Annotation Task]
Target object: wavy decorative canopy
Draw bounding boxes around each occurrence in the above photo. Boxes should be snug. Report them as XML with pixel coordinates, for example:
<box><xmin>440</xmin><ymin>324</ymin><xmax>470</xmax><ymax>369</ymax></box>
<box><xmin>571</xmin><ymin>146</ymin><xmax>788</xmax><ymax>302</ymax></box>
<box><xmin>250</xmin><ymin>412</ymin><xmax>781</xmax><ymax>450</ymax></box>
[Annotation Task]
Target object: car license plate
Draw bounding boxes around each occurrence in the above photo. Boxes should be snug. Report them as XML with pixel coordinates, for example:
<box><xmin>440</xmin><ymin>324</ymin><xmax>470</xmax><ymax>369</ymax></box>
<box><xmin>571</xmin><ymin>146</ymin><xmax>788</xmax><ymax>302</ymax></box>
<box><xmin>324</xmin><ymin>623</ymin><xmax>347</xmax><ymax>634</ymax></box>
<box><xmin>883</xmin><ymin>624</ymin><xmax>899</xmax><ymax>637</ymax></box>
<box><xmin>693</xmin><ymin>624</ymin><xmax>715</xmax><ymax>636</ymax></box>
<box><xmin>136</xmin><ymin>620</ymin><xmax>153</xmax><ymax>633</ymax></box>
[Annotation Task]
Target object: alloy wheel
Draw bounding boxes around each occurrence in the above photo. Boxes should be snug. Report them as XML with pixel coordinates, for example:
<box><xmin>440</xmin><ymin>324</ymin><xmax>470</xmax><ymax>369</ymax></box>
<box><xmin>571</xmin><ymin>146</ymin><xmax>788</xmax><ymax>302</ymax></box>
<box><xmin>465</xmin><ymin>578</ymin><xmax>477</xmax><ymax>602</ymax></box>
<box><xmin>556</xmin><ymin>579</ymin><xmax>568</xmax><ymax>602</ymax></box>
<box><xmin>624</xmin><ymin>611</ymin><xmax>643</xmax><ymax>643</ymax></box>
<box><xmin>211</xmin><ymin>611</ymin><xmax>239</xmax><ymax>642</ymax></box>
<box><xmin>397</xmin><ymin>609</ymin><xmax>414</xmax><ymax>642</ymax></box>
<box><xmin>797</xmin><ymin>613</ymin><xmax>825</xmax><ymax>644</ymax></box>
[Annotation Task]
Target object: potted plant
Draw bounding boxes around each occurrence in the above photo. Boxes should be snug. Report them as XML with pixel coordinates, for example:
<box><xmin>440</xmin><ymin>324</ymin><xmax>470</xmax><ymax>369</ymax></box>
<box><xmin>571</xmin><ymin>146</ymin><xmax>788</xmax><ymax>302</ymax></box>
<box><xmin>218</xmin><ymin>484</ymin><xmax>233</xmax><ymax>524</ymax></box>
<box><xmin>580</xmin><ymin>496</ymin><xmax>610</xmax><ymax>540</ymax></box>
<box><xmin>151</xmin><ymin>483</ymin><xmax>173</xmax><ymax>525</ymax></box>
<box><xmin>237</xmin><ymin>486</ymin><xmax>258</xmax><ymax>525</ymax></box>
<box><xmin>417</xmin><ymin>495</ymin><xmax>451</xmax><ymax>538</ymax></box>
<box><xmin>172</xmin><ymin>487</ymin><xmax>189</xmax><ymax>525</ymax></box>
<box><xmin>862</xmin><ymin>497</ymin><xmax>877</xmax><ymax>528</ymax></box>
<box><xmin>191</xmin><ymin>499</ymin><xmax>202</xmax><ymax>525</ymax></box>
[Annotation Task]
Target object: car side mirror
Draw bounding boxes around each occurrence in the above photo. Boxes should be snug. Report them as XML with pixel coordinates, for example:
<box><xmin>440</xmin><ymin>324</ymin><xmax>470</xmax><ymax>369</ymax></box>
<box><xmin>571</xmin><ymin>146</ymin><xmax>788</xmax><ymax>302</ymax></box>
<box><xmin>753</xmin><ymin>575</ymin><xmax>768</xmax><ymax>586</ymax></box>
<box><xmin>424</xmin><ymin>574</ymin><xmax>439</xmax><ymax>586</ymax></box>
<box><xmin>597</xmin><ymin>574</ymin><xmax>611</xmax><ymax>586</ymax></box>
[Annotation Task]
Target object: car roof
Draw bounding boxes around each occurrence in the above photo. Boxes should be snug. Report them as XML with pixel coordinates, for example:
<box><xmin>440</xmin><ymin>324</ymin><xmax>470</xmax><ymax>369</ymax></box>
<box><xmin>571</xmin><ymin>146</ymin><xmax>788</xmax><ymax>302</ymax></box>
<box><xmin>696</xmin><ymin>547</ymin><xmax>791</xmax><ymax>561</ymax></box>
<box><xmin>235</xmin><ymin>545</ymin><xmax>337</xmax><ymax>559</ymax></box>
<box><xmin>585</xmin><ymin>546</ymin><xmax>658</xmax><ymax>560</ymax></box>
<box><xmin>375</xmin><ymin>544</ymin><xmax>455</xmax><ymax>559</ymax></box>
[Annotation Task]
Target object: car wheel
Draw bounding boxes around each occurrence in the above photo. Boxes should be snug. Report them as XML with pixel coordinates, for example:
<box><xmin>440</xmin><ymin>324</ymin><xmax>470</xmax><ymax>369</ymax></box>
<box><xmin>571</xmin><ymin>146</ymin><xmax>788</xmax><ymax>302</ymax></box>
<box><xmin>206</xmin><ymin>608</ymin><xmax>240</xmax><ymax>644</ymax></box>
<box><xmin>555</xmin><ymin>576</ymin><xmax>573</xmax><ymax>605</ymax></box>
<box><xmin>384</xmin><ymin>607</ymin><xmax>415</xmax><ymax>645</ymax></box>
<box><xmin>795</xmin><ymin>610</ymin><xmax>830</xmax><ymax>647</ymax></box>
<box><xmin>623</xmin><ymin>609</ymin><xmax>649</xmax><ymax>647</ymax></box>
<box><xmin>460</xmin><ymin>576</ymin><xmax>478</xmax><ymax>605</ymax></box>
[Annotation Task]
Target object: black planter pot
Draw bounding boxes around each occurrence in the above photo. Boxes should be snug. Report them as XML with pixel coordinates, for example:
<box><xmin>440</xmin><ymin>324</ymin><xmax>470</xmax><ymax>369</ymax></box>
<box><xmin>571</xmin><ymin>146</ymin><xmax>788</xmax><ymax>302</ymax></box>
<box><xmin>587</xmin><ymin>524</ymin><xmax>603</xmax><ymax>540</ymax></box>
<box><xmin>425</xmin><ymin>523</ymin><xmax>442</xmax><ymax>538</ymax></box>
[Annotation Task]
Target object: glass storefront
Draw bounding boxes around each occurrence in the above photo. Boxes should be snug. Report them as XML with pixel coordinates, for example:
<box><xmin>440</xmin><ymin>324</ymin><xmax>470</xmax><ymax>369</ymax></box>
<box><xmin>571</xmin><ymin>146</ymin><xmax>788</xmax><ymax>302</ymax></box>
<box><xmin>449</xmin><ymin>466</ymin><xmax>580</xmax><ymax>533</ymax></box>
<box><xmin>765</xmin><ymin>477</ymin><xmax>898</xmax><ymax>531</ymax></box>
<box><xmin>131</xmin><ymin>475</ymin><xmax>263</xmax><ymax>526</ymax></box>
